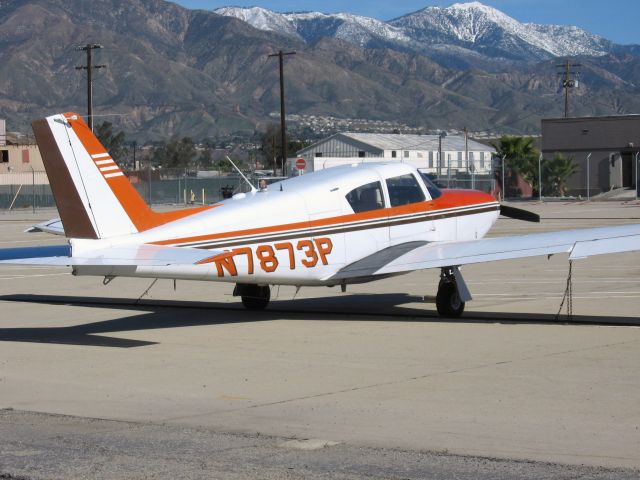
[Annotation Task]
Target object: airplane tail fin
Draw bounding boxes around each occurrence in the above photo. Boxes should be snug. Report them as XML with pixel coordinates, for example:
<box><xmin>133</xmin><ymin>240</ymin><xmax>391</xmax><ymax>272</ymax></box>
<box><xmin>32</xmin><ymin>112</ymin><xmax>210</xmax><ymax>239</ymax></box>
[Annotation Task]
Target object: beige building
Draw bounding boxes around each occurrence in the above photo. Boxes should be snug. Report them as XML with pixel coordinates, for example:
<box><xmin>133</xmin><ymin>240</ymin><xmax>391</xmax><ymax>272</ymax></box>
<box><xmin>0</xmin><ymin>144</ymin><xmax>44</xmax><ymax>172</ymax></box>
<box><xmin>0</xmin><ymin>120</ymin><xmax>47</xmax><ymax>184</ymax></box>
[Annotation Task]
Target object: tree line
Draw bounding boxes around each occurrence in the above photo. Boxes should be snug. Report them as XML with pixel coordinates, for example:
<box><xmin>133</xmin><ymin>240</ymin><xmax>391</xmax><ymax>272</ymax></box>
<box><xmin>95</xmin><ymin>121</ymin><xmax>309</xmax><ymax>174</ymax></box>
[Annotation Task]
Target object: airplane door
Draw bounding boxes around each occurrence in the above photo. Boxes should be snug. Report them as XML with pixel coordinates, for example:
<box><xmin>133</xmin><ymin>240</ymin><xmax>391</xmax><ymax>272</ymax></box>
<box><xmin>342</xmin><ymin>180</ymin><xmax>388</xmax><ymax>266</ymax></box>
<box><xmin>385</xmin><ymin>173</ymin><xmax>435</xmax><ymax>242</ymax></box>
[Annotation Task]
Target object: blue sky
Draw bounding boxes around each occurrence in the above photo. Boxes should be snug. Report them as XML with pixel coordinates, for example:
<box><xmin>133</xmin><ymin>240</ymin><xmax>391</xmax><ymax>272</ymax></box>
<box><xmin>175</xmin><ymin>1</ymin><xmax>639</xmax><ymax>45</ymax></box>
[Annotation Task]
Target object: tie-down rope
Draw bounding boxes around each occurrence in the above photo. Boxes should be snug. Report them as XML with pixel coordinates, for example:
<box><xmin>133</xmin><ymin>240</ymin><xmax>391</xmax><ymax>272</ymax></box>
<box><xmin>555</xmin><ymin>260</ymin><xmax>573</xmax><ymax>322</ymax></box>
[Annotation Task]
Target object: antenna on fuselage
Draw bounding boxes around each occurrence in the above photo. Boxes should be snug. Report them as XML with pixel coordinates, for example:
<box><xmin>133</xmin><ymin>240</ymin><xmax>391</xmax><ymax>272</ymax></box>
<box><xmin>225</xmin><ymin>155</ymin><xmax>257</xmax><ymax>194</ymax></box>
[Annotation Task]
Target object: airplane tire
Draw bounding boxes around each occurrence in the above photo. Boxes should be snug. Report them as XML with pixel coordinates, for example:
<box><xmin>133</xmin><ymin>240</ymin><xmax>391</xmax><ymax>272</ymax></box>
<box><xmin>436</xmin><ymin>281</ymin><xmax>465</xmax><ymax>318</ymax></box>
<box><xmin>240</xmin><ymin>284</ymin><xmax>270</xmax><ymax>310</ymax></box>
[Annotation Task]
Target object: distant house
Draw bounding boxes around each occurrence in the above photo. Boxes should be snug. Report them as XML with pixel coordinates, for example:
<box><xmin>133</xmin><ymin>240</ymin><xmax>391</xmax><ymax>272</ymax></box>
<box><xmin>291</xmin><ymin>132</ymin><xmax>495</xmax><ymax>178</ymax></box>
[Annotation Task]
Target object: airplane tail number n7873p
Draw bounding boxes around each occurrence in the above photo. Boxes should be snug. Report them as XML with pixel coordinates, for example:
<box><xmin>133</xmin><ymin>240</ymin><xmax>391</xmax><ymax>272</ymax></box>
<box><xmin>1</xmin><ymin>112</ymin><xmax>640</xmax><ymax>317</ymax></box>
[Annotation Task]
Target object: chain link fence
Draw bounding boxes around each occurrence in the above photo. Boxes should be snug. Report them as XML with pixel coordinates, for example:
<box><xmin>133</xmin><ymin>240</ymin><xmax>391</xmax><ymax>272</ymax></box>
<box><xmin>0</xmin><ymin>166</ymin><xmax>497</xmax><ymax>212</ymax></box>
<box><xmin>0</xmin><ymin>171</ymin><xmax>55</xmax><ymax>210</ymax></box>
<box><xmin>0</xmin><ymin>169</ymin><xmax>277</xmax><ymax>211</ymax></box>
<box><xmin>8</xmin><ymin>159</ymin><xmax>629</xmax><ymax>211</ymax></box>
<box><xmin>430</xmin><ymin>172</ymin><xmax>495</xmax><ymax>194</ymax></box>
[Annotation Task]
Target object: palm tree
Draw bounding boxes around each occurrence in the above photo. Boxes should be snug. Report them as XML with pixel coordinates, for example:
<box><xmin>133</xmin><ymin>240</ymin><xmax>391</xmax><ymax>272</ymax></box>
<box><xmin>544</xmin><ymin>153</ymin><xmax>579</xmax><ymax>196</ymax></box>
<box><xmin>491</xmin><ymin>136</ymin><xmax>538</xmax><ymax>197</ymax></box>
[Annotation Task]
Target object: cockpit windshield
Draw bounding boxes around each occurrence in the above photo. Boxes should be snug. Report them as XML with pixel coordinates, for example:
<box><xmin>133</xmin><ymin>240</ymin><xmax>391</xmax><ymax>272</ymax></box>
<box><xmin>418</xmin><ymin>171</ymin><xmax>443</xmax><ymax>199</ymax></box>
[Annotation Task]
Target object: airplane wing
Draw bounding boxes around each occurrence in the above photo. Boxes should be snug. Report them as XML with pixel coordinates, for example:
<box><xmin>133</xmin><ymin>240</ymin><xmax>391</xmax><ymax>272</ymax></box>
<box><xmin>330</xmin><ymin>224</ymin><xmax>640</xmax><ymax>280</ymax></box>
<box><xmin>0</xmin><ymin>244</ymin><xmax>223</xmax><ymax>267</ymax></box>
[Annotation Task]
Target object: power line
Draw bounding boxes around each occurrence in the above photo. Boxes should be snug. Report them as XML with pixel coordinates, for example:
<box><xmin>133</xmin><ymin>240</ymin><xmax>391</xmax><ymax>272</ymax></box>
<box><xmin>267</xmin><ymin>50</ymin><xmax>295</xmax><ymax>174</ymax></box>
<box><xmin>75</xmin><ymin>44</ymin><xmax>107</xmax><ymax>132</ymax></box>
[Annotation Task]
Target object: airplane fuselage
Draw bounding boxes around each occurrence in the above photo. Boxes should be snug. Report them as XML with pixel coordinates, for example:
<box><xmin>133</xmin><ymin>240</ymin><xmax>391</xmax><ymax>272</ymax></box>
<box><xmin>71</xmin><ymin>163</ymin><xmax>500</xmax><ymax>286</ymax></box>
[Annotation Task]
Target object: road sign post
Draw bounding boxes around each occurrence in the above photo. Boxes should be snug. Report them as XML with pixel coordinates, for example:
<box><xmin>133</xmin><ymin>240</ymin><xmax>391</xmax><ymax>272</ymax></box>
<box><xmin>295</xmin><ymin>158</ymin><xmax>306</xmax><ymax>175</ymax></box>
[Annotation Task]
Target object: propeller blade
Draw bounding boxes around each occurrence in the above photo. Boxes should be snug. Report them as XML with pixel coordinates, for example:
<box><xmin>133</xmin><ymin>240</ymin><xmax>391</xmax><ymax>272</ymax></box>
<box><xmin>500</xmin><ymin>204</ymin><xmax>540</xmax><ymax>223</ymax></box>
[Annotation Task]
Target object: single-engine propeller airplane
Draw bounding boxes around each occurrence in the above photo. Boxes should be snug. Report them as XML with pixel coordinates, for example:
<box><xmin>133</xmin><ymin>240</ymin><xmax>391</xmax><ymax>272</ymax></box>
<box><xmin>2</xmin><ymin>112</ymin><xmax>640</xmax><ymax>317</ymax></box>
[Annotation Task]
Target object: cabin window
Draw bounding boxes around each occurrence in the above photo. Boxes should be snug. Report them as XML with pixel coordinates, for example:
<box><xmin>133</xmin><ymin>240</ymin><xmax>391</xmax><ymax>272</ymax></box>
<box><xmin>386</xmin><ymin>174</ymin><xmax>426</xmax><ymax>207</ymax></box>
<box><xmin>480</xmin><ymin>152</ymin><xmax>485</xmax><ymax>169</ymax></box>
<box><xmin>457</xmin><ymin>152</ymin><xmax>462</xmax><ymax>168</ymax></box>
<box><xmin>404</xmin><ymin>151</ymin><xmax>410</xmax><ymax>158</ymax></box>
<box><xmin>345</xmin><ymin>181</ymin><xmax>385</xmax><ymax>213</ymax></box>
<box><xmin>391</xmin><ymin>151</ymin><xmax>397</xmax><ymax>158</ymax></box>
<box><xmin>428</xmin><ymin>151</ymin><xmax>433</xmax><ymax>168</ymax></box>
<box><xmin>1</xmin><ymin>150</ymin><xmax>8</xmax><ymax>163</ymax></box>
<box><xmin>358</xmin><ymin>151</ymin><xmax>365</xmax><ymax>158</ymax></box>
<box><xmin>419</xmin><ymin>171</ymin><xmax>442</xmax><ymax>199</ymax></box>
<box><xmin>315</xmin><ymin>152</ymin><xmax>323</xmax><ymax>157</ymax></box>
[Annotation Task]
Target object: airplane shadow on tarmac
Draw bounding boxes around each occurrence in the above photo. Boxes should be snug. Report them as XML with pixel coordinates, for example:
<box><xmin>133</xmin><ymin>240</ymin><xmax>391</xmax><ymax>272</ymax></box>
<box><xmin>0</xmin><ymin>293</ymin><xmax>637</xmax><ymax>348</ymax></box>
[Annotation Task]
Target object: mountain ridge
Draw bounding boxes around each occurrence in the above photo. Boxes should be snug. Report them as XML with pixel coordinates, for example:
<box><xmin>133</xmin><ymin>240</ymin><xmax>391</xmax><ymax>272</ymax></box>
<box><xmin>215</xmin><ymin>2</ymin><xmax>628</xmax><ymax>64</ymax></box>
<box><xmin>0</xmin><ymin>0</ymin><xmax>638</xmax><ymax>141</ymax></box>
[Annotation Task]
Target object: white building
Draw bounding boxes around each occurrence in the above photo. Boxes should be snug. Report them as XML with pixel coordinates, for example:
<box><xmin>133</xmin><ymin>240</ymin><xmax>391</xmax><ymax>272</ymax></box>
<box><xmin>291</xmin><ymin>132</ymin><xmax>496</xmax><ymax>177</ymax></box>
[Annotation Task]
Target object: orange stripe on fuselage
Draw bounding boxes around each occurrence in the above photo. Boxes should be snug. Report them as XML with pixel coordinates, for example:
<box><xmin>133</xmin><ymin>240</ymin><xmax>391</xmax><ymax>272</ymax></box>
<box><xmin>63</xmin><ymin>113</ymin><xmax>213</xmax><ymax>232</ymax></box>
<box><xmin>150</xmin><ymin>188</ymin><xmax>497</xmax><ymax>247</ymax></box>
<box><xmin>431</xmin><ymin>189</ymin><xmax>497</xmax><ymax>210</ymax></box>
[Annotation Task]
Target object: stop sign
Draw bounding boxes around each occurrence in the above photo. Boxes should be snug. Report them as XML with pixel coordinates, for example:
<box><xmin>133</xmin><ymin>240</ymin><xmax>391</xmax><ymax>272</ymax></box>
<box><xmin>295</xmin><ymin>158</ymin><xmax>306</xmax><ymax>170</ymax></box>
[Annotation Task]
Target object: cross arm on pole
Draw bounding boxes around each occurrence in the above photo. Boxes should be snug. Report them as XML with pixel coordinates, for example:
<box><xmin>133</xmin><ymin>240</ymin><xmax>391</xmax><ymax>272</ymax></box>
<box><xmin>267</xmin><ymin>51</ymin><xmax>297</xmax><ymax>58</ymax></box>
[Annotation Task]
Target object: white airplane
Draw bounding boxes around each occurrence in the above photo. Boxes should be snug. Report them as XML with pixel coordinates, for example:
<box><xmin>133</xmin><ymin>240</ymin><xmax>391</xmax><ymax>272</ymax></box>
<box><xmin>2</xmin><ymin>112</ymin><xmax>640</xmax><ymax>317</ymax></box>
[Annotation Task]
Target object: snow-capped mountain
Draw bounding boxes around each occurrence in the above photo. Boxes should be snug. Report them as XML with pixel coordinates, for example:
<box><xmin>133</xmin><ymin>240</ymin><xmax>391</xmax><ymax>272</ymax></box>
<box><xmin>214</xmin><ymin>6</ymin><xmax>411</xmax><ymax>47</ymax></box>
<box><xmin>214</xmin><ymin>7</ymin><xmax>302</xmax><ymax>39</ymax></box>
<box><xmin>390</xmin><ymin>2</ymin><xmax>612</xmax><ymax>60</ymax></box>
<box><xmin>215</xmin><ymin>2</ymin><xmax>619</xmax><ymax>64</ymax></box>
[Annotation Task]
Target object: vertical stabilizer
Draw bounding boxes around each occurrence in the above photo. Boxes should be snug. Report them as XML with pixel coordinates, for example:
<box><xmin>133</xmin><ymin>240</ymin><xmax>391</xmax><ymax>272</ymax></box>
<box><xmin>32</xmin><ymin>112</ymin><xmax>210</xmax><ymax>239</ymax></box>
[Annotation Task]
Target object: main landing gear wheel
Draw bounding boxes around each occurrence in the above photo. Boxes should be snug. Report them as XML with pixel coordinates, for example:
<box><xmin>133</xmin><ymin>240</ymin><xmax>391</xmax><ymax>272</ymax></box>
<box><xmin>436</xmin><ymin>269</ymin><xmax>465</xmax><ymax>318</ymax></box>
<box><xmin>234</xmin><ymin>284</ymin><xmax>271</xmax><ymax>310</ymax></box>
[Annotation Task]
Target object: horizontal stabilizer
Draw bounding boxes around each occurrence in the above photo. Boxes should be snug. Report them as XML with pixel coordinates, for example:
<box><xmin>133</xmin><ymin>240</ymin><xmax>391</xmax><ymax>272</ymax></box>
<box><xmin>0</xmin><ymin>244</ymin><xmax>223</xmax><ymax>267</ymax></box>
<box><xmin>25</xmin><ymin>218</ymin><xmax>65</xmax><ymax>236</ymax></box>
<box><xmin>0</xmin><ymin>245</ymin><xmax>71</xmax><ymax>262</ymax></box>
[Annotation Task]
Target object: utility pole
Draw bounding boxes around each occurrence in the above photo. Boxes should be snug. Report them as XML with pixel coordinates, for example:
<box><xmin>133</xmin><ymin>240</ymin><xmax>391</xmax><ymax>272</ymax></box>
<box><xmin>635</xmin><ymin>152</ymin><xmax>640</xmax><ymax>200</ymax></box>
<box><xmin>538</xmin><ymin>153</ymin><xmax>543</xmax><ymax>202</ymax></box>
<box><xmin>586</xmin><ymin>152</ymin><xmax>592</xmax><ymax>200</ymax></box>
<box><xmin>132</xmin><ymin>141</ymin><xmax>138</xmax><ymax>170</ymax></box>
<box><xmin>267</xmin><ymin>50</ymin><xmax>296</xmax><ymax>175</ymax></box>
<box><xmin>438</xmin><ymin>131</ymin><xmax>447</xmax><ymax>179</ymax></box>
<box><xmin>271</xmin><ymin>136</ymin><xmax>277</xmax><ymax>175</ymax></box>
<box><xmin>501</xmin><ymin>154</ymin><xmax>506</xmax><ymax>202</ymax></box>
<box><xmin>147</xmin><ymin>159</ymin><xmax>152</xmax><ymax>206</ymax></box>
<box><xmin>556</xmin><ymin>58</ymin><xmax>581</xmax><ymax>118</ymax></box>
<box><xmin>463</xmin><ymin>126</ymin><xmax>469</xmax><ymax>174</ymax></box>
<box><xmin>76</xmin><ymin>44</ymin><xmax>106</xmax><ymax>132</ymax></box>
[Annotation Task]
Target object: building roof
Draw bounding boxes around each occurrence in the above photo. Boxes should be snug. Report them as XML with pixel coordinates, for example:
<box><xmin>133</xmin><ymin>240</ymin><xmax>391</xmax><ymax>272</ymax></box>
<box><xmin>298</xmin><ymin>132</ymin><xmax>495</xmax><ymax>155</ymax></box>
<box><xmin>542</xmin><ymin>114</ymin><xmax>640</xmax><ymax>126</ymax></box>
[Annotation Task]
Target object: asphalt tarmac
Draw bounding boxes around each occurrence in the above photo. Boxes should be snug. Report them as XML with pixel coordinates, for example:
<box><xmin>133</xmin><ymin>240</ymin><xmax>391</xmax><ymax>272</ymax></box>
<box><xmin>1</xmin><ymin>201</ymin><xmax>639</xmax><ymax>479</ymax></box>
